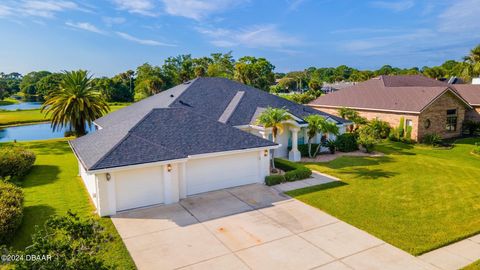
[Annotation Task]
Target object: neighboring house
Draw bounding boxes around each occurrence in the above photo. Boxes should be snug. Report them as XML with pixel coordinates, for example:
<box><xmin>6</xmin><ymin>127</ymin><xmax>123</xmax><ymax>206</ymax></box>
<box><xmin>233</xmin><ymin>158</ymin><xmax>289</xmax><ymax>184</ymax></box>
<box><xmin>309</xmin><ymin>75</ymin><xmax>474</xmax><ymax>141</ymax></box>
<box><xmin>321</xmin><ymin>81</ymin><xmax>356</xmax><ymax>94</ymax></box>
<box><xmin>70</xmin><ymin>77</ymin><xmax>349</xmax><ymax>216</ymax></box>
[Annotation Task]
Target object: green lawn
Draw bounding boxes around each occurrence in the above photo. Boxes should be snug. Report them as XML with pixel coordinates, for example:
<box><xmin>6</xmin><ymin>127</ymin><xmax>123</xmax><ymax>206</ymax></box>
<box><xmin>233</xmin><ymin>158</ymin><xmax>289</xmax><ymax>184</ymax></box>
<box><xmin>464</xmin><ymin>260</ymin><xmax>480</xmax><ymax>270</ymax></box>
<box><xmin>0</xmin><ymin>98</ymin><xmax>19</xmax><ymax>106</ymax></box>
<box><xmin>7</xmin><ymin>139</ymin><xmax>135</xmax><ymax>269</ymax></box>
<box><xmin>286</xmin><ymin>138</ymin><xmax>480</xmax><ymax>256</ymax></box>
<box><xmin>0</xmin><ymin>104</ymin><xmax>128</xmax><ymax>127</ymax></box>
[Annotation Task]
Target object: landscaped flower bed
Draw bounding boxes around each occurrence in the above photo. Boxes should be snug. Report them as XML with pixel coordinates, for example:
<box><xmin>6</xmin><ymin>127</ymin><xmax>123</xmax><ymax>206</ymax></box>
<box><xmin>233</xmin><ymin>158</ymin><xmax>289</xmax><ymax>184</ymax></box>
<box><xmin>265</xmin><ymin>158</ymin><xmax>312</xmax><ymax>186</ymax></box>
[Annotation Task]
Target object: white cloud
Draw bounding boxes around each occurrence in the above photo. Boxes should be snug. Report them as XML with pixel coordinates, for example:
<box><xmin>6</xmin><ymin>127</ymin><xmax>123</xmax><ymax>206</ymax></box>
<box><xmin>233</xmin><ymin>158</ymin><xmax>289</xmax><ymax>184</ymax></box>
<box><xmin>287</xmin><ymin>0</ymin><xmax>307</xmax><ymax>11</ymax></box>
<box><xmin>21</xmin><ymin>0</ymin><xmax>82</xmax><ymax>18</ymax></box>
<box><xmin>116</xmin><ymin>32</ymin><xmax>176</xmax><ymax>47</ymax></box>
<box><xmin>161</xmin><ymin>0</ymin><xmax>246</xmax><ymax>20</ymax></box>
<box><xmin>196</xmin><ymin>24</ymin><xmax>301</xmax><ymax>49</ymax></box>
<box><xmin>66</xmin><ymin>21</ymin><xmax>105</xmax><ymax>34</ymax></box>
<box><xmin>112</xmin><ymin>0</ymin><xmax>156</xmax><ymax>16</ymax></box>
<box><xmin>369</xmin><ymin>0</ymin><xmax>414</xmax><ymax>12</ymax></box>
<box><xmin>0</xmin><ymin>5</ymin><xmax>13</xmax><ymax>17</ymax></box>
<box><xmin>438</xmin><ymin>0</ymin><xmax>480</xmax><ymax>32</ymax></box>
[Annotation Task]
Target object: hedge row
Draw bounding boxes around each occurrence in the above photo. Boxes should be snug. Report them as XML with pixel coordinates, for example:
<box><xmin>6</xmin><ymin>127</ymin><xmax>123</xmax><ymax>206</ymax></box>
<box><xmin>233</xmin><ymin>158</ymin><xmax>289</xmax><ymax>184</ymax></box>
<box><xmin>0</xmin><ymin>181</ymin><xmax>24</xmax><ymax>244</ymax></box>
<box><xmin>265</xmin><ymin>158</ymin><xmax>312</xmax><ymax>186</ymax></box>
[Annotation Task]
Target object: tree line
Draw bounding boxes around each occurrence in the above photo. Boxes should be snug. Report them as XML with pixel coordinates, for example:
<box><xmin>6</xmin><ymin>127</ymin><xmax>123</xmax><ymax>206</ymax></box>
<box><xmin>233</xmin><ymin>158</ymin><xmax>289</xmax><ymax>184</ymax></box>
<box><xmin>1</xmin><ymin>44</ymin><xmax>479</xmax><ymax>103</ymax></box>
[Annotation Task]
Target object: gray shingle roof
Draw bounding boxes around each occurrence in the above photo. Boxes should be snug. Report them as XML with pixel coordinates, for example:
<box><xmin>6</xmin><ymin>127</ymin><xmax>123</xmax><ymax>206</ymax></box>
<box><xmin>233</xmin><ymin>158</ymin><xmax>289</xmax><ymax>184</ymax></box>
<box><xmin>71</xmin><ymin>77</ymin><xmax>347</xmax><ymax>171</ymax></box>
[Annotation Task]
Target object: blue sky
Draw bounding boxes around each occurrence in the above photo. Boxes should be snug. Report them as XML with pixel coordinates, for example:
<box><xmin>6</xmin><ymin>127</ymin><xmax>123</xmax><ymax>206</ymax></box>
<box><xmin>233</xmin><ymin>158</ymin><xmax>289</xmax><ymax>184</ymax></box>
<box><xmin>0</xmin><ymin>0</ymin><xmax>479</xmax><ymax>77</ymax></box>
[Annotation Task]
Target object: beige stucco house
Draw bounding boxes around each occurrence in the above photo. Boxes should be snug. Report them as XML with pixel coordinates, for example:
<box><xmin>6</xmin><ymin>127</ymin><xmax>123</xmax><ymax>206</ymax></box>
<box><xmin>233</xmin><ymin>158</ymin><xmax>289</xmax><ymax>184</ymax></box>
<box><xmin>309</xmin><ymin>75</ymin><xmax>476</xmax><ymax>141</ymax></box>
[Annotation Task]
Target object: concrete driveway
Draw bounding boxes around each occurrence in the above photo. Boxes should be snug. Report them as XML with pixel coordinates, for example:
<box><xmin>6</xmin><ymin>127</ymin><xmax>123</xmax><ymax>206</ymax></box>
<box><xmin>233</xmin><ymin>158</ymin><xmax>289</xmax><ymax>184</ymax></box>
<box><xmin>112</xmin><ymin>184</ymin><xmax>437</xmax><ymax>270</ymax></box>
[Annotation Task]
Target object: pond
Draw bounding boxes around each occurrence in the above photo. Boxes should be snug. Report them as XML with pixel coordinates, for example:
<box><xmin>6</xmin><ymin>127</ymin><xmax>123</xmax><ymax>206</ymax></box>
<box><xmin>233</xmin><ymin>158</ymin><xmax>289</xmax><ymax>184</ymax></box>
<box><xmin>0</xmin><ymin>123</ymin><xmax>95</xmax><ymax>142</ymax></box>
<box><xmin>0</xmin><ymin>101</ymin><xmax>42</xmax><ymax>111</ymax></box>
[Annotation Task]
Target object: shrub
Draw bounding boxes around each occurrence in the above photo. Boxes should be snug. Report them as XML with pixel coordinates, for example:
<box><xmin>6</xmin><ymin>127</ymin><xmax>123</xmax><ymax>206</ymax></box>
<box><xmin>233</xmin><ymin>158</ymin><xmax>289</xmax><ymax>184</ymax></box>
<box><xmin>0</xmin><ymin>182</ymin><xmax>24</xmax><ymax>244</ymax></box>
<box><xmin>290</xmin><ymin>144</ymin><xmax>320</xmax><ymax>157</ymax></box>
<box><xmin>473</xmin><ymin>143</ymin><xmax>480</xmax><ymax>156</ymax></box>
<box><xmin>336</xmin><ymin>133</ymin><xmax>358</xmax><ymax>152</ymax></box>
<box><xmin>463</xmin><ymin>120</ymin><xmax>480</xmax><ymax>135</ymax></box>
<box><xmin>322</xmin><ymin>139</ymin><xmax>337</xmax><ymax>154</ymax></box>
<box><xmin>421</xmin><ymin>133</ymin><xmax>442</xmax><ymax>146</ymax></box>
<box><xmin>357</xmin><ymin>125</ymin><xmax>378</xmax><ymax>153</ymax></box>
<box><xmin>284</xmin><ymin>168</ymin><xmax>312</xmax><ymax>182</ymax></box>
<box><xmin>398</xmin><ymin>117</ymin><xmax>405</xmax><ymax>138</ymax></box>
<box><xmin>10</xmin><ymin>211</ymin><xmax>112</xmax><ymax>269</ymax></box>
<box><xmin>388</xmin><ymin>128</ymin><xmax>400</xmax><ymax>141</ymax></box>
<box><xmin>405</xmin><ymin>125</ymin><xmax>412</xmax><ymax>140</ymax></box>
<box><xmin>265</xmin><ymin>159</ymin><xmax>312</xmax><ymax>185</ymax></box>
<box><xmin>0</xmin><ymin>146</ymin><xmax>36</xmax><ymax>181</ymax></box>
<box><xmin>265</xmin><ymin>175</ymin><xmax>285</xmax><ymax>186</ymax></box>
<box><xmin>369</xmin><ymin>119</ymin><xmax>391</xmax><ymax>139</ymax></box>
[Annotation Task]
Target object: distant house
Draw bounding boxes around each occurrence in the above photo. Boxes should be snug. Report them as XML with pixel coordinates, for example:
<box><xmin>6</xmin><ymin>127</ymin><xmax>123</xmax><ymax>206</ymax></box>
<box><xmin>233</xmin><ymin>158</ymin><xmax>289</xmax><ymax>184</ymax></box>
<box><xmin>309</xmin><ymin>75</ymin><xmax>480</xmax><ymax>141</ymax></box>
<box><xmin>70</xmin><ymin>77</ymin><xmax>349</xmax><ymax>216</ymax></box>
<box><xmin>321</xmin><ymin>81</ymin><xmax>356</xmax><ymax>94</ymax></box>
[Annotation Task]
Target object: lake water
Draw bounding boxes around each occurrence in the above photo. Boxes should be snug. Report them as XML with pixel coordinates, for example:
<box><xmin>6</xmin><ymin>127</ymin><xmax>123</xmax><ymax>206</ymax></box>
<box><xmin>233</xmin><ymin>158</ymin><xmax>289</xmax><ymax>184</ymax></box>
<box><xmin>0</xmin><ymin>123</ymin><xmax>95</xmax><ymax>142</ymax></box>
<box><xmin>0</xmin><ymin>101</ymin><xmax>42</xmax><ymax>111</ymax></box>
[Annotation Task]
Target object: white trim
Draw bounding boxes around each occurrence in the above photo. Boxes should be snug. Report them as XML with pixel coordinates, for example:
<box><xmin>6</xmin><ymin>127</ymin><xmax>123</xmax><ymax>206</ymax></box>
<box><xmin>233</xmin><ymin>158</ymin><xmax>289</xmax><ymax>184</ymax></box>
<box><xmin>87</xmin><ymin>158</ymin><xmax>188</xmax><ymax>174</ymax></box>
<box><xmin>187</xmin><ymin>145</ymin><xmax>280</xmax><ymax>160</ymax></box>
<box><xmin>309</xmin><ymin>104</ymin><xmax>421</xmax><ymax>114</ymax></box>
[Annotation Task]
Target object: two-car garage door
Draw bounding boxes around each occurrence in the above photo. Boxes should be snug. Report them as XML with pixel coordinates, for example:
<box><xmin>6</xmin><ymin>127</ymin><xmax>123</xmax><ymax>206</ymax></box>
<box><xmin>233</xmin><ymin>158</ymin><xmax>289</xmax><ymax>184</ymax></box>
<box><xmin>186</xmin><ymin>151</ymin><xmax>261</xmax><ymax>195</ymax></box>
<box><xmin>113</xmin><ymin>151</ymin><xmax>261</xmax><ymax>212</ymax></box>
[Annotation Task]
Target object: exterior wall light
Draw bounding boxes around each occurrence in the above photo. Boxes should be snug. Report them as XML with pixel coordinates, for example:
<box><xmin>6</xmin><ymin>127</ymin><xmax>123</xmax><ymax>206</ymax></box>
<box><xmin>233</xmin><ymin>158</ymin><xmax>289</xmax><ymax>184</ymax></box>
<box><xmin>106</xmin><ymin>173</ymin><xmax>111</xmax><ymax>181</ymax></box>
<box><xmin>264</xmin><ymin>150</ymin><xmax>269</xmax><ymax>157</ymax></box>
<box><xmin>167</xmin><ymin>164</ymin><xmax>172</xmax><ymax>172</ymax></box>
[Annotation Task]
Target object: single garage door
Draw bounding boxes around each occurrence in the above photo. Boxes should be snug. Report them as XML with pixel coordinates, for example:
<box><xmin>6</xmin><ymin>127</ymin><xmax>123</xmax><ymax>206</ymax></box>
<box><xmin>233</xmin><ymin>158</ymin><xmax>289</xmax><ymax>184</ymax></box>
<box><xmin>115</xmin><ymin>166</ymin><xmax>164</xmax><ymax>211</ymax></box>
<box><xmin>186</xmin><ymin>151</ymin><xmax>260</xmax><ymax>195</ymax></box>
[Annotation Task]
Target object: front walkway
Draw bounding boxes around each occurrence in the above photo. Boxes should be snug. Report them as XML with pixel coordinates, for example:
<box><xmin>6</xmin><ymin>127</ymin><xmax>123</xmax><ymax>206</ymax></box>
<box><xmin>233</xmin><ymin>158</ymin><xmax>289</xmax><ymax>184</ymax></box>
<box><xmin>112</xmin><ymin>183</ymin><xmax>437</xmax><ymax>270</ymax></box>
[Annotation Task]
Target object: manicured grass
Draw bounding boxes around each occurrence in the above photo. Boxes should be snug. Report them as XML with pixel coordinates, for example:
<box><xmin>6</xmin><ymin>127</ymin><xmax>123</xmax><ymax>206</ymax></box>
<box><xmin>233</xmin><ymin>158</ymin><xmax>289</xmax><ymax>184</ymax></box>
<box><xmin>7</xmin><ymin>139</ymin><xmax>135</xmax><ymax>269</ymax></box>
<box><xmin>464</xmin><ymin>260</ymin><xmax>480</xmax><ymax>270</ymax></box>
<box><xmin>286</xmin><ymin>138</ymin><xmax>480</xmax><ymax>256</ymax></box>
<box><xmin>0</xmin><ymin>104</ymin><xmax>127</xmax><ymax>127</ymax></box>
<box><xmin>0</xmin><ymin>98</ymin><xmax>19</xmax><ymax>106</ymax></box>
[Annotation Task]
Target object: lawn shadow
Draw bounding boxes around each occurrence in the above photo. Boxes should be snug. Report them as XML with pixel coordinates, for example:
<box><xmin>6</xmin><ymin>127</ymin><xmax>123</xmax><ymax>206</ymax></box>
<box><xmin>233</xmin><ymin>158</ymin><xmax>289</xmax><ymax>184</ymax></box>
<box><xmin>10</xmin><ymin>205</ymin><xmax>56</xmax><ymax>250</ymax></box>
<box><xmin>20</xmin><ymin>165</ymin><xmax>61</xmax><ymax>188</ymax></box>
<box><xmin>285</xmin><ymin>181</ymin><xmax>348</xmax><ymax>197</ymax></box>
<box><xmin>377</xmin><ymin>142</ymin><xmax>416</xmax><ymax>156</ymax></box>
<box><xmin>342</xmin><ymin>168</ymin><xmax>399</xmax><ymax>179</ymax></box>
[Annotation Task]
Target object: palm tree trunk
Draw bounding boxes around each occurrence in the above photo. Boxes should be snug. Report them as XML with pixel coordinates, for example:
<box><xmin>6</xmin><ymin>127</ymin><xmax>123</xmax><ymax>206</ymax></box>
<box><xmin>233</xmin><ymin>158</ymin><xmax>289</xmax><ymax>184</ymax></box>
<box><xmin>308</xmin><ymin>137</ymin><xmax>313</xmax><ymax>158</ymax></box>
<box><xmin>271</xmin><ymin>134</ymin><xmax>276</xmax><ymax>170</ymax></box>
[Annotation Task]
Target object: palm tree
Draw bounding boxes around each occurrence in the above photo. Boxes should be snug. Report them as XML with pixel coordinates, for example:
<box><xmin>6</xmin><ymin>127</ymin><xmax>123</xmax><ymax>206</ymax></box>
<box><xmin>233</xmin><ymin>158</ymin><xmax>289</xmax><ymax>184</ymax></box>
<box><xmin>462</xmin><ymin>44</ymin><xmax>480</xmax><ymax>81</ymax></box>
<box><xmin>338</xmin><ymin>107</ymin><xmax>366</xmax><ymax>132</ymax></box>
<box><xmin>41</xmin><ymin>70</ymin><xmax>109</xmax><ymax>136</ymax></box>
<box><xmin>304</xmin><ymin>115</ymin><xmax>339</xmax><ymax>157</ymax></box>
<box><xmin>256</xmin><ymin>107</ymin><xmax>292</xmax><ymax>169</ymax></box>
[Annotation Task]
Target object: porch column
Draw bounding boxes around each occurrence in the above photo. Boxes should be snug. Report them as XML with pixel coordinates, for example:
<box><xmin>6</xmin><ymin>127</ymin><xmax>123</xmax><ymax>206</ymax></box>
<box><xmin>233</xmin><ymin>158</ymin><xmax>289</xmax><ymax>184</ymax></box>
<box><xmin>289</xmin><ymin>127</ymin><xmax>301</xmax><ymax>161</ymax></box>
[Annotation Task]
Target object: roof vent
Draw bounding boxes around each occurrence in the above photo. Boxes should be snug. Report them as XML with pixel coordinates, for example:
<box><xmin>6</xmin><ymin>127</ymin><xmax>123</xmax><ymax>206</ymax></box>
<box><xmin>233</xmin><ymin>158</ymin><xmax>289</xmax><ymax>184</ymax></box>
<box><xmin>183</xmin><ymin>80</ymin><xmax>191</xmax><ymax>85</ymax></box>
<box><xmin>170</xmin><ymin>94</ymin><xmax>174</xmax><ymax>98</ymax></box>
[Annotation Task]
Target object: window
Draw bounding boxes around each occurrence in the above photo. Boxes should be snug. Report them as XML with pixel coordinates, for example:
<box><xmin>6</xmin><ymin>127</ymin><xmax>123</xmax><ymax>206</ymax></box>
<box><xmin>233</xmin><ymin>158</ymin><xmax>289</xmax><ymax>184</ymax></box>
<box><xmin>406</xmin><ymin>119</ymin><xmax>413</xmax><ymax>127</ymax></box>
<box><xmin>446</xmin><ymin>109</ymin><xmax>457</xmax><ymax>131</ymax></box>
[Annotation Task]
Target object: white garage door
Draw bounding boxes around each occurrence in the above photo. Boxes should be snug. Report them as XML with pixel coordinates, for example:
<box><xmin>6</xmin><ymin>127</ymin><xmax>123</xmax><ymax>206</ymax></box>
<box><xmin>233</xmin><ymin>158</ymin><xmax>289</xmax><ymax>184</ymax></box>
<box><xmin>115</xmin><ymin>166</ymin><xmax>164</xmax><ymax>211</ymax></box>
<box><xmin>186</xmin><ymin>151</ymin><xmax>260</xmax><ymax>195</ymax></box>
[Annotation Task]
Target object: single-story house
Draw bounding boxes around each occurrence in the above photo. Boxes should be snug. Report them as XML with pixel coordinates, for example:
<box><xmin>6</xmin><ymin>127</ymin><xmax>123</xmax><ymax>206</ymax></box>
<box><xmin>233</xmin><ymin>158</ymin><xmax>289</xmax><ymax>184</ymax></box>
<box><xmin>70</xmin><ymin>77</ymin><xmax>349</xmax><ymax>216</ymax></box>
<box><xmin>309</xmin><ymin>75</ymin><xmax>478</xmax><ymax>141</ymax></box>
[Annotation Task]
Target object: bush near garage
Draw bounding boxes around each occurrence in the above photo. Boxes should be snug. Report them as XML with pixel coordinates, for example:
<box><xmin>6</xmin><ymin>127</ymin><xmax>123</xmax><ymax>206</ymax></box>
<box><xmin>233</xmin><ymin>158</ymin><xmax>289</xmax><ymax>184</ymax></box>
<box><xmin>0</xmin><ymin>182</ymin><xmax>24</xmax><ymax>244</ymax></box>
<box><xmin>264</xmin><ymin>159</ymin><xmax>312</xmax><ymax>186</ymax></box>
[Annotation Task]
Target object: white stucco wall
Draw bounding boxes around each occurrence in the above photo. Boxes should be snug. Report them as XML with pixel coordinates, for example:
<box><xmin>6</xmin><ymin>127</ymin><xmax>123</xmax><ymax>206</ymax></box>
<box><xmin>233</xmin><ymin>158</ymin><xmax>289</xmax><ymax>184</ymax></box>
<box><xmin>79</xmin><ymin>161</ymin><xmax>97</xmax><ymax>207</ymax></box>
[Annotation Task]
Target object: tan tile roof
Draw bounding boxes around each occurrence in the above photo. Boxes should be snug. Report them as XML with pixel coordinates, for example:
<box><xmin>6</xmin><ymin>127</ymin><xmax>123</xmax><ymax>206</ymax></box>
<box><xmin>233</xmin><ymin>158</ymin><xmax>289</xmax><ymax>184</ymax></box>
<box><xmin>310</xmin><ymin>75</ymin><xmax>472</xmax><ymax>113</ymax></box>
